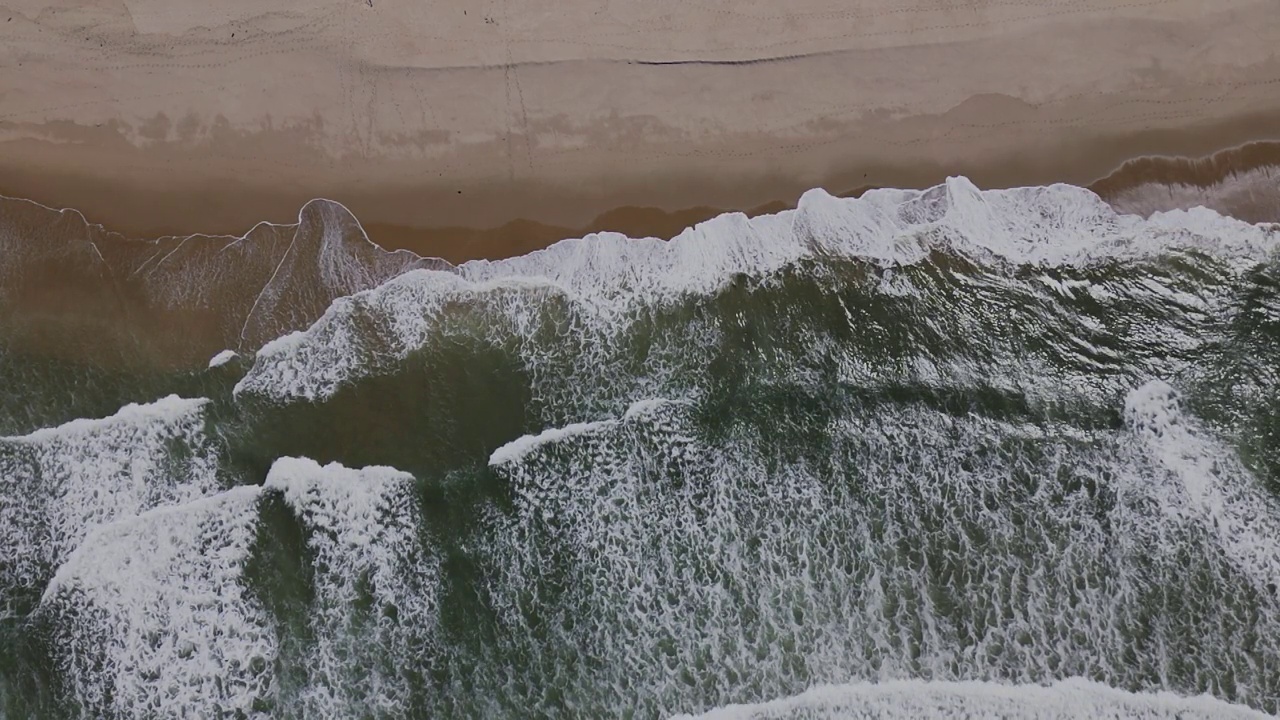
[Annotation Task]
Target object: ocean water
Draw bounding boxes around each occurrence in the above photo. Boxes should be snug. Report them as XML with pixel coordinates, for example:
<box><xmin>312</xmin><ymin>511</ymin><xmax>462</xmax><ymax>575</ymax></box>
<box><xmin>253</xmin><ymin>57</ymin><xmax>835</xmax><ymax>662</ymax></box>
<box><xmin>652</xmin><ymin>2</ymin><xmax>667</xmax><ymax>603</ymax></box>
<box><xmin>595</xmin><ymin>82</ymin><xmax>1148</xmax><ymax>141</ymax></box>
<box><xmin>1</xmin><ymin>178</ymin><xmax>1279</xmax><ymax>719</ymax></box>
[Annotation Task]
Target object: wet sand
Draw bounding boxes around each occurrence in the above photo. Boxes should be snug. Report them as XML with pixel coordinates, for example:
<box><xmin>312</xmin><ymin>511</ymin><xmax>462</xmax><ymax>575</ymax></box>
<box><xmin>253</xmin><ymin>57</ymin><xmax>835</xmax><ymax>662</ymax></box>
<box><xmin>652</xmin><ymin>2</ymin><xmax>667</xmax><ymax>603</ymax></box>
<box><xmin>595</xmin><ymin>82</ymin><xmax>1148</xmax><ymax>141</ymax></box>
<box><xmin>1093</xmin><ymin>141</ymin><xmax>1280</xmax><ymax>224</ymax></box>
<box><xmin>4</xmin><ymin>0</ymin><xmax>1280</xmax><ymax>249</ymax></box>
<box><xmin>3</xmin><ymin>137</ymin><xmax>1278</xmax><ymax>374</ymax></box>
<box><xmin>3</xmin><ymin>0</ymin><xmax>1280</xmax><ymax>370</ymax></box>
<box><xmin>8</xmin><ymin>129</ymin><xmax>1280</xmax><ymax>266</ymax></box>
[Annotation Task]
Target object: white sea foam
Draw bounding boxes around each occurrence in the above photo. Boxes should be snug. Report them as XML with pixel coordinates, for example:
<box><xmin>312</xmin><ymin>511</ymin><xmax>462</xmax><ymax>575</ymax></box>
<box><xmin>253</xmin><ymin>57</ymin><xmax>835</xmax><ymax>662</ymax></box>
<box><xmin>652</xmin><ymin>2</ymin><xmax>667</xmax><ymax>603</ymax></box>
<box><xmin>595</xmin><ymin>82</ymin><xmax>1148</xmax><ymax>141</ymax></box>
<box><xmin>623</xmin><ymin>397</ymin><xmax>684</xmax><ymax>419</ymax></box>
<box><xmin>489</xmin><ymin>397</ymin><xmax>687</xmax><ymax>467</ymax></box>
<box><xmin>476</xmin><ymin>395</ymin><xmax>1280</xmax><ymax>716</ymax></box>
<box><xmin>32</xmin><ymin>178</ymin><xmax>1275</xmax><ymax>717</ymax></box>
<box><xmin>1108</xmin><ymin>165</ymin><xmax>1280</xmax><ymax>225</ymax></box>
<box><xmin>670</xmin><ymin>677</ymin><xmax>1272</xmax><ymax>719</ymax></box>
<box><xmin>39</xmin><ymin>486</ymin><xmax>274</xmax><ymax>719</ymax></box>
<box><xmin>236</xmin><ymin>273</ymin><xmax>558</xmax><ymax>400</ymax></box>
<box><xmin>209</xmin><ymin>348</ymin><xmax>239</xmax><ymax>368</ymax></box>
<box><xmin>0</xmin><ymin>396</ymin><xmax>220</xmax><ymax>611</ymax></box>
<box><xmin>489</xmin><ymin>418</ymin><xmax>619</xmax><ymax>466</ymax></box>
<box><xmin>265</xmin><ymin>457</ymin><xmax>439</xmax><ymax>718</ymax></box>
<box><xmin>1124</xmin><ymin>380</ymin><xmax>1280</xmax><ymax>592</ymax></box>
<box><xmin>14</xmin><ymin>394</ymin><xmax>207</xmax><ymax>443</ymax></box>
<box><xmin>236</xmin><ymin>178</ymin><xmax>1280</xmax><ymax>402</ymax></box>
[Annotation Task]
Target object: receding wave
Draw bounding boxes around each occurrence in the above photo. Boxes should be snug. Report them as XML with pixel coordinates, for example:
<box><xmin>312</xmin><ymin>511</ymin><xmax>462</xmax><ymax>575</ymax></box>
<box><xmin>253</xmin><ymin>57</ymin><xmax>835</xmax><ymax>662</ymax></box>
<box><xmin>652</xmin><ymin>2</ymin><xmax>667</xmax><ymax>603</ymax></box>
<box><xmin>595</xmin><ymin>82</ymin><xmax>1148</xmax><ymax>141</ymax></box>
<box><xmin>0</xmin><ymin>195</ymin><xmax>446</xmax><ymax>434</ymax></box>
<box><xmin>2</xmin><ymin>177</ymin><xmax>1279</xmax><ymax>718</ymax></box>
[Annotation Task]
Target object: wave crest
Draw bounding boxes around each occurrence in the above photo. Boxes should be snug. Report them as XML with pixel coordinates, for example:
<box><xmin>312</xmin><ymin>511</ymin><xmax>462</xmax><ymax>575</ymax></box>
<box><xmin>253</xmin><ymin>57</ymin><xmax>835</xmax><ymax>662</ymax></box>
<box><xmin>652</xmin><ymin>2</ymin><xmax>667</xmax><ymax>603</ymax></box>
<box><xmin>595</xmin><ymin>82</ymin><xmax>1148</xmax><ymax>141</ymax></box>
<box><xmin>237</xmin><ymin>178</ymin><xmax>1279</xmax><ymax>403</ymax></box>
<box><xmin>672</xmin><ymin>677</ymin><xmax>1272</xmax><ymax>719</ymax></box>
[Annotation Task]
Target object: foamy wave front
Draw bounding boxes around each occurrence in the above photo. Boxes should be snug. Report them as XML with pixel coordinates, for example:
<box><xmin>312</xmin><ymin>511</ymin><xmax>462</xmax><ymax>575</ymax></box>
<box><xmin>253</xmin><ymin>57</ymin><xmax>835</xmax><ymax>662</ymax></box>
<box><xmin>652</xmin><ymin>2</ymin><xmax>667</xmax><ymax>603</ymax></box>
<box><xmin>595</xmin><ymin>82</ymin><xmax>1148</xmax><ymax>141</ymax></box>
<box><xmin>1125</xmin><ymin>380</ymin><xmax>1280</xmax><ymax>594</ymax></box>
<box><xmin>671</xmin><ymin>677</ymin><xmax>1272</xmax><ymax>719</ymax></box>
<box><xmin>236</xmin><ymin>177</ymin><xmax>1279</xmax><ymax>403</ymax></box>
<box><xmin>39</xmin><ymin>486</ymin><xmax>274</xmax><ymax>718</ymax></box>
<box><xmin>264</xmin><ymin>457</ymin><xmax>440</xmax><ymax>717</ymax></box>
<box><xmin>475</xmin><ymin>387</ymin><xmax>1280</xmax><ymax>715</ymax></box>
<box><xmin>0</xmin><ymin>395</ymin><xmax>220</xmax><ymax>613</ymax></box>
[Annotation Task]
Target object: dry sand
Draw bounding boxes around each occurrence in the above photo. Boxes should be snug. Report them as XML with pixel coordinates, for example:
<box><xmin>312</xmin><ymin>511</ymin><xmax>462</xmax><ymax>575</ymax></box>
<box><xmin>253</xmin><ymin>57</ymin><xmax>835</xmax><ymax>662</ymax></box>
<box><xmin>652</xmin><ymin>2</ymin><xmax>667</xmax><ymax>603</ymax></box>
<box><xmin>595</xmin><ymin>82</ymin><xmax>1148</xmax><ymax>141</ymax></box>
<box><xmin>3</xmin><ymin>0</ymin><xmax>1280</xmax><ymax>250</ymax></box>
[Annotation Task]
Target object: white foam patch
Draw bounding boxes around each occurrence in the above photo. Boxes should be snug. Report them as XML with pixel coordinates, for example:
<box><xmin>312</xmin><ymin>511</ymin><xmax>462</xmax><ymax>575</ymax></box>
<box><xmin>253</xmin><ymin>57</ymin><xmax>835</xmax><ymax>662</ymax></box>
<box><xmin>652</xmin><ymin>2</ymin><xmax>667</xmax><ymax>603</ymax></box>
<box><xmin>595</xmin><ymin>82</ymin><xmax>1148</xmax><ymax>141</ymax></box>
<box><xmin>489</xmin><ymin>398</ymin><xmax>687</xmax><ymax>467</ymax></box>
<box><xmin>235</xmin><ymin>273</ymin><xmax>557</xmax><ymax>401</ymax></box>
<box><xmin>671</xmin><ymin>677</ymin><xmax>1272</xmax><ymax>719</ymax></box>
<box><xmin>476</xmin><ymin>399</ymin><xmax>1280</xmax><ymax>716</ymax></box>
<box><xmin>1124</xmin><ymin>380</ymin><xmax>1280</xmax><ymax>592</ymax></box>
<box><xmin>489</xmin><ymin>418</ymin><xmax>619</xmax><ymax>466</ymax></box>
<box><xmin>0</xmin><ymin>396</ymin><xmax>220</xmax><ymax>611</ymax></box>
<box><xmin>39</xmin><ymin>486</ymin><xmax>274</xmax><ymax>718</ymax></box>
<box><xmin>236</xmin><ymin>178</ymin><xmax>1280</xmax><ymax>402</ymax></box>
<box><xmin>209</xmin><ymin>349</ymin><xmax>239</xmax><ymax>368</ymax></box>
<box><xmin>265</xmin><ymin>457</ymin><xmax>439</xmax><ymax>717</ymax></box>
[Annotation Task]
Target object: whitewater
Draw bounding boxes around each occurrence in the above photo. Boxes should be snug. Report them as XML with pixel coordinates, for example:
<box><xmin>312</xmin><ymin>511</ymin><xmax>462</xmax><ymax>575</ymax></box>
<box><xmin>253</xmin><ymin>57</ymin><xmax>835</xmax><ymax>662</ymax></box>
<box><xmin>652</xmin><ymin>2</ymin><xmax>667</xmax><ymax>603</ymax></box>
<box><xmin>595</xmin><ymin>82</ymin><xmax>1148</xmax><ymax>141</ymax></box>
<box><xmin>1</xmin><ymin>177</ymin><xmax>1279</xmax><ymax>718</ymax></box>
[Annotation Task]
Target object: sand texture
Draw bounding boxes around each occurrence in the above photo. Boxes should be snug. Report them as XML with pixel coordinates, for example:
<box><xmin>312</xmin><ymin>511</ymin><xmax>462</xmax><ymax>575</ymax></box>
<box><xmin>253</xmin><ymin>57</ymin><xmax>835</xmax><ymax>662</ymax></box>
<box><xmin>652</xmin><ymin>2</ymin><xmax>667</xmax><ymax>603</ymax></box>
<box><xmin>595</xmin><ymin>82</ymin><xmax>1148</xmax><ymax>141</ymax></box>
<box><xmin>3</xmin><ymin>0</ymin><xmax>1280</xmax><ymax>240</ymax></box>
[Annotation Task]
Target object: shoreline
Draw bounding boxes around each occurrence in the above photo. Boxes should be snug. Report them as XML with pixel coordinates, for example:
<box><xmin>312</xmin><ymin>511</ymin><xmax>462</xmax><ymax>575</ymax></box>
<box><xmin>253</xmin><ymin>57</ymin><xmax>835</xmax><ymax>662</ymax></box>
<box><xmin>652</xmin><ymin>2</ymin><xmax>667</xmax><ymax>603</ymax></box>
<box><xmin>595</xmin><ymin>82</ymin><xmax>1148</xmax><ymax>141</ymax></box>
<box><xmin>0</xmin><ymin>140</ymin><xmax>1275</xmax><ymax>379</ymax></box>
<box><xmin>5</xmin><ymin>0</ymin><xmax>1280</xmax><ymax>260</ymax></box>
<box><xmin>4</xmin><ymin>136</ymin><xmax>1280</xmax><ymax>266</ymax></box>
<box><xmin>4</xmin><ymin>0</ymin><xmax>1280</xmax><ymax>373</ymax></box>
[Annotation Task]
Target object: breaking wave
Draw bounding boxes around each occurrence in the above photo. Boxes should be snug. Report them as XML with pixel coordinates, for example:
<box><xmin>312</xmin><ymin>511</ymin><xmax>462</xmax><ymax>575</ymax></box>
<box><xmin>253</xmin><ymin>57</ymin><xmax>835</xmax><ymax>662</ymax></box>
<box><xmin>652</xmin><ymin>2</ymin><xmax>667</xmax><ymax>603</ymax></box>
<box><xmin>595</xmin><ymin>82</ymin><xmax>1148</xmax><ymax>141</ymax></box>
<box><xmin>0</xmin><ymin>396</ymin><xmax>220</xmax><ymax>618</ymax></box>
<box><xmin>39</xmin><ymin>486</ymin><xmax>272</xmax><ymax>718</ymax></box>
<box><xmin>673</xmin><ymin>678</ymin><xmax>1272</xmax><ymax>719</ymax></box>
<box><xmin>3</xmin><ymin>177</ymin><xmax>1280</xmax><ymax>718</ymax></box>
<box><xmin>236</xmin><ymin>178</ymin><xmax>1278</xmax><ymax>402</ymax></box>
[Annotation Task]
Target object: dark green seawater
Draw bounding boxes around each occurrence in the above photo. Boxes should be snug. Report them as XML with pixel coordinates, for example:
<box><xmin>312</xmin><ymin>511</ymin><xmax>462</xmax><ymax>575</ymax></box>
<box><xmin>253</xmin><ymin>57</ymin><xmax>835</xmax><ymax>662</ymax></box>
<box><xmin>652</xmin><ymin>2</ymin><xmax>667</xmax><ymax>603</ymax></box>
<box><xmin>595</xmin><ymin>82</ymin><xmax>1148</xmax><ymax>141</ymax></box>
<box><xmin>2</xmin><ymin>181</ymin><xmax>1280</xmax><ymax>719</ymax></box>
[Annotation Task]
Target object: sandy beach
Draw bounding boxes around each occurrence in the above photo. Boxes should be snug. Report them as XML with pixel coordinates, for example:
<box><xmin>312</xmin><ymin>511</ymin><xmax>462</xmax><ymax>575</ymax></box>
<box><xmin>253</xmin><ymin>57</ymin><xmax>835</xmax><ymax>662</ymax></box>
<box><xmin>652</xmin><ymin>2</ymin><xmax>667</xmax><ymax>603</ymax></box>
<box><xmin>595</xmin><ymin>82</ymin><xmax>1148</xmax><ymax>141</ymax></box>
<box><xmin>3</xmin><ymin>0</ymin><xmax>1280</xmax><ymax>369</ymax></box>
<box><xmin>3</xmin><ymin>0</ymin><xmax>1280</xmax><ymax>246</ymax></box>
